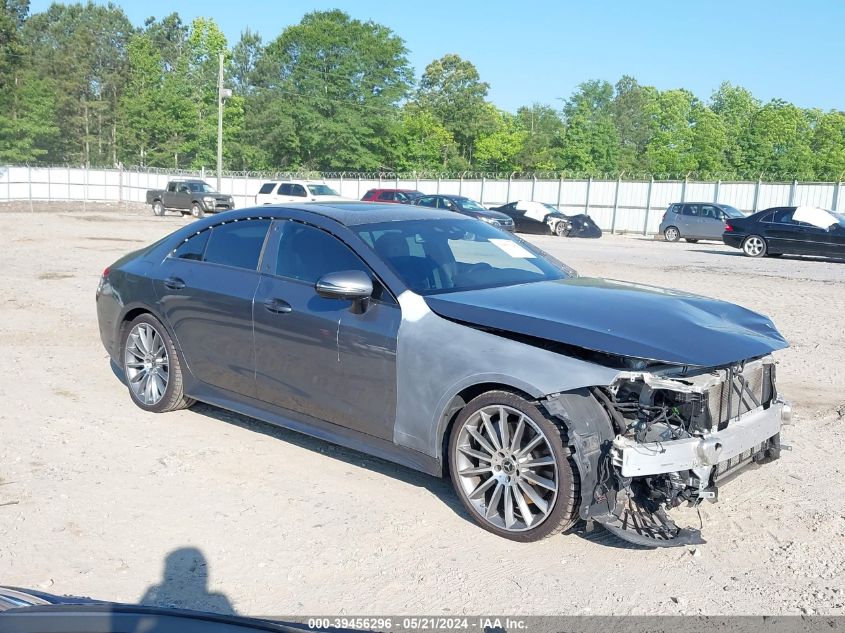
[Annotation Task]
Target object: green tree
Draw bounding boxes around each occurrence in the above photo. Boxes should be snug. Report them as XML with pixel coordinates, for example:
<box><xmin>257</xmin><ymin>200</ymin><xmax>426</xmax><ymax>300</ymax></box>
<box><xmin>644</xmin><ymin>89</ymin><xmax>697</xmax><ymax>176</ymax></box>
<box><xmin>709</xmin><ymin>82</ymin><xmax>760</xmax><ymax>175</ymax></box>
<box><xmin>250</xmin><ymin>9</ymin><xmax>412</xmax><ymax>170</ymax></box>
<box><xmin>612</xmin><ymin>75</ymin><xmax>657</xmax><ymax>173</ymax></box>
<box><xmin>395</xmin><ymin>104</ymin><xmax>458</xmax><ymax>171</ymax></box>
<box><xmin>812</xmin><ymin>111</ymin><xmax>845</xmax><ymax>180</ymax></box>
<box><xmin>416</xmin><ymin>54</ymin><xmax>493</xmax><ymax>163</ymax></box>
<box><xmin>689</xmin><ymin>103</ymin><xmax>728</xmax><ymax>177</ymax></box>
<box><xmin>474</xmin><ymin>106</ymin><xmax>527</xmax><ymax>172</ymax></box>
<box><xmin>514</xmin><ymin>104</ymin><xmax>565</xmax><ymax>171</ymax></box>
<box><xmin>560</xmin><ymin>80</ymin><xmax>619</xmax><ymax>174</ymax></box>
<box><xmin>743</xmin><ymin>100</ymin><xmax>814</xmax><ymax>179</ymax></box>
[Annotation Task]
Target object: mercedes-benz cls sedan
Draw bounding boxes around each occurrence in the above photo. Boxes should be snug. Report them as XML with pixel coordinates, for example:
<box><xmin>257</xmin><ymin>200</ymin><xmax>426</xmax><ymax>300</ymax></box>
<box><xmin>96</xmin><ymin>203</ymin><xmax>790</xmax><ymax>546</ymax></box>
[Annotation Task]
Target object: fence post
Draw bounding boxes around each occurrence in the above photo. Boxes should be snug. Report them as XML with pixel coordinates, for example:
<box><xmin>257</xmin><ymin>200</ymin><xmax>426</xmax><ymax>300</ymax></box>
<box><xmin>47</xmin><ymin>166</ymin><xmax>52</xmax><ymax>202</ymax></box>
<box><xmin>556</xmin><ymin>174</ymin><xmax>563</xmax><ymax>210</ymax></box>
<box><xmin>506</xmin><ymin>173</ymin><xmax>512</xmax><ymax>204</ymax></box>
<box><xmin>610</xmin><ymin>174</ymin><xmax>622</xmax><ymax>234</ymax></box>
<box><xmin>357</xmin><ymin>174</ymin><xmax>361</xmax><ymax>198</ymax></box>
<box><xmin>27</xmin><ymin>165</ymin><xmax>33</xmax><ymax>212</ymax></box>
<box><xmin>83</xmin><ymin>165</ymin><xmax>89</xmax><ymax>212</ymax></box>
<box><xmin>480</xmin><ymin>176</ymin><xmax>485</xmax><ymax>205</ymax></box>
<box><xmin>680</xmin><ymin>174</ymin><xmax>688</xmax><ymax>203</ymax></box>
<box><xmin>339</xmin><ymin>173</ymin><xmax>344</xmax><ymax>197</ymax></box>
<box><xmin>437</xmin><ymin>175</ymin><xmax>441</xmax><ymax>194</ymax></box>
<box><xmin>378</xmin><ymin>173</ymin><xmax>382</xmax><ymax>188</ymax></box>
<box><xmin>459</xmin><ymin>173</ymin><xmax>463</xmax><ymax>196</ymax></box>
<box><xmin>585</xmin><ymin>176</ymin><xmax>592</xmax><ymax>215</ymax></box>
<box><xmin>788</xmin><ymin>179</ymin><xmax>797</xmax><ymax>206</ymax></box>
<box><xmin>643</xmin><ymin>176</ymin><xmax>654</xmax><ymax>236</ymax></box>
<box><xmin>714</xmin><ymin>179</ymin><xmax>721</xmax><ymax>203</ymax></box>
<box><xmin>414</xmin><ymin>171</ymin><xmax>419</xmax><ymax>192</ymax></box>
<box><xmin>394</xmin><ymin>173</ymin><xmax>399</xmax><ymax>189</ymax></box>
<box><xmin>833</xmin><ymin>181</ymin><xmax>842</xmax><ymax>212</ymax></box>
<box><xmin>530</xmin><ymin>175</ymin><xmax>536</xmax><ymax>202</ymax></box>
<box><xmin>753</xmin><ymin>176</ymin><xmax>761</xmax><ymax>212</ymax></box>
<box><xmin>118</xmin><ymin>165</ymin><xmax>123</xmax><ymax>203</ymax></box>
<box><xmin>201</xmin><ymin>166</ymin><xmax>205</xmax><ymax>179</ymax></box>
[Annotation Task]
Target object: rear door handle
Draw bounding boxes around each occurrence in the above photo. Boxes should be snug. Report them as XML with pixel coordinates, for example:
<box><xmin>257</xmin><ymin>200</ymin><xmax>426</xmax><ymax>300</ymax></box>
<box><xmin>164</xmin><ymin>276</ymin><xmax>185</xmax><ymax>290</ymax></box>
<box><xmin>263</xmin><ymin>298</ymin><xmax>292</xmax><ymax>314</ymax></box>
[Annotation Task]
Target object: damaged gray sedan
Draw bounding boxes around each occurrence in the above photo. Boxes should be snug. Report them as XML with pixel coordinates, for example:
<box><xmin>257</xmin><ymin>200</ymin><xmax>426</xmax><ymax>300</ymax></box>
<box><xmin>96</xmin><ymin>203</ymin><xmax>790</xmax><ymax>547</ymax></box>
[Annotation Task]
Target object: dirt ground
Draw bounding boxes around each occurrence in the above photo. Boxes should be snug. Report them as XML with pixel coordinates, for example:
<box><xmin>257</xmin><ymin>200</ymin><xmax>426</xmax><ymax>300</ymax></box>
<box><xmin>1</xmin><ymin>204</ymin><xmax>843</xmax><ymax>617</ymax></box>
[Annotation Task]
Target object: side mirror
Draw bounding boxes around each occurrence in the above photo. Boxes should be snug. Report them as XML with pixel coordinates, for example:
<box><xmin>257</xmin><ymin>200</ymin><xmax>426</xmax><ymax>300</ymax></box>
<box><xmin>315</xmin><ymin>270</ymin><xmax>373</xmax><ymax>312</ymax></box>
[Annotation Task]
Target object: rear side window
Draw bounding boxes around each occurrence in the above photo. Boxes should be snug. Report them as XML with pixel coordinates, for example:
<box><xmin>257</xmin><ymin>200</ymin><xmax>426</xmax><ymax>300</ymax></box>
<box><xmin>203</xmin><ymin>220</ymin><xmax>271</xmax><ymax>270</ymax></box>
<box><xmin>771</xmin><ymin>208</ymin><xmax>796</xmax><ymax>224</ymax></box>
<box><xmin>377</xmin><ymin>192</ymin><xmax>395</xmax><ymax>201</ymax></box>
<box><xmin>682</xmin><ymin>204</ymin><xmax>700</xmax><ymax>216</ymax></box>
<box><xmin>291</xmin><ymin>184</ymin><xmax>307</xmax><ymax>197</ymax></box>
<box><xmin>172</xmin><ymin>230</ymin><xmax>210</xmax><ymax>261</ymax></box>
<box><xmin>258</xmin><ymin>183</ymin><xmax>275</xmax><ymax>194</ymax></box>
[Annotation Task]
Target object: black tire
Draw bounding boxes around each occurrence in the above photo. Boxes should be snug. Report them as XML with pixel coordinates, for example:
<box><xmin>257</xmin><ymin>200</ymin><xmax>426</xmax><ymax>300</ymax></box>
<box><xmin>742</xmin><ymin>234</ymin><xmax>767</xmax><ymax>257</ymax></box>
<box><xmin>121</xmin><ymin>313</ymin><xmax>194</xmax><ymax>413</ymax></box>
<box><xmin>191</xmin><ymin>203</ymin><xmax>205</xmax><ymax>218</ymax></box>
<box><xmin>663</xmin><ymin>226</ymin><xmax>680</xmax><ymax>242</ymax></box>
<box><xmin>554</xmin><ymin>222</ymin><xmax>568</xmax><ymax>237</ymax></box>
<box><xmin>767</xmin><ymin>253</ymin><xmax>783</xmax><ymax>258</ymax></box>
<box><xmin>448</xmin><ymin>390</ymin><xmax>579</xmax><ymax>542</ymax></box>
<box><xmin>152</xmin><ymin>200</ymin><xmax>165</xmax><ymax>216</ymax></box>
<box><xmin>685</xmin><ymin>238</ymin><xmax>699</xmax><ymax>243</ymax></box>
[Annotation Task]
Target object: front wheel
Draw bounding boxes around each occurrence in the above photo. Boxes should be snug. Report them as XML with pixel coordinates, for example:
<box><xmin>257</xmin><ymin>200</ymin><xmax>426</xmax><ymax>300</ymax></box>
<box><xmin>152</xmin><ymin>201</ymin><xmax>165</xmax><ymax>216</ymax></box>
<box><xmin>554</xmin><ymin>222</ymin><xmax>569</xmax><ymax>237</ymax></box>
<box><xmin>191</xmin><ymin>203</ymin><xmax>205</xmax><ymax>218</ymax></box>
<box><xmin>122</xmin><ymin>314</ymin><xmax>194</xmax><ymax>413</ymax></box>
<box><xmin>742</xmin><ymin>235</ymin><xmax>767</xmax><ymax>257</ymax></box>
<box><xmin>664</xmin><ymin>226</ymin><xmax>680</xmax><ymax>242</ymax></box>
<box><xmin>448</xmin><ymin>391</ymin><xmax>579</xmax><ymax>542</ymax></box>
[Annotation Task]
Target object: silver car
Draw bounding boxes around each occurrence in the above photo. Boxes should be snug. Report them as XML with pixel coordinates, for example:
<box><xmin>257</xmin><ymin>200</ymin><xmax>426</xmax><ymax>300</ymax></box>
<box><xmin>659</xmin><ymin>202</ymin><xmax>745</xmax><ymax>242</ymax></box>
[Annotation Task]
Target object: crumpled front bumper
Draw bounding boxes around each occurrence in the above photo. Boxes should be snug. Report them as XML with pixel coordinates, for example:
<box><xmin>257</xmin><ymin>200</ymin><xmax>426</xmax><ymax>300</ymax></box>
<box><xmin>613</xmin><ymin>399</ymin><xmax>790</xmax><ymax>477</ymax></box>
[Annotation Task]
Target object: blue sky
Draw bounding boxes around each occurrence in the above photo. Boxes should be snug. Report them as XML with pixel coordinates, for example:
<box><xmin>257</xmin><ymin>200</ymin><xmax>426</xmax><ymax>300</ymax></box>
<box><xmin>30</xmin><ymin>0</ymin><xmax>845</xmax><ymax>112</ymax></box>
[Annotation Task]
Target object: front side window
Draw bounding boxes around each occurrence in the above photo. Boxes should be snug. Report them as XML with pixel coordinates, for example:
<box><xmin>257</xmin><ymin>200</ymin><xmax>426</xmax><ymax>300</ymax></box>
<box><xmin>276</xmin><ymin>222</ymin><xmax>370</xmax><ymax>284</ymax></box>
<box><xmin>416</xmin><ymin>196</ymin><xmax>437</xmax><ymax>208</ymax></box>
<box><xmin>307</xmin><ymin>184</ymin><xmax>339</xmax><ymax>196</ymax></box>
<box><xmin>203</xmin><ymin>220</ymin><xmax>271</xmax><ymax>270</ymax></box>
<box><xmin>356</xmin><ymin>219</ymin><xmax>571</xmax><ymax>294</ymax></box>
<box><xmin>377</xmin><ymin>192</ymin><xmax>395</xmax><ymax>201</ymax></box>
<box><xmin>188</xmin><ymin>182</ymin><xmax>214</xmax><ymax>193</ymax></box>
<box><xmin>278</xmin><ymin>183</ymin><xmax>292</xmax><ymax>195</ymax></box>
<box><xmin>456</xmin><ymin>198</ymin><xmax>485</xmax><ymax>211</ymax></box>
<box><xmin>700</xmin><ymin>205</ymin><xmax>719</xmax><ymax>219</ymax></box>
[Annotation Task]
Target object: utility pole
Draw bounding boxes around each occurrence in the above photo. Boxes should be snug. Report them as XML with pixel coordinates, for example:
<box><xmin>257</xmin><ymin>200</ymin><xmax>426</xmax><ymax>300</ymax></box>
<box><xmin>216</xmin><ymin>52</ymin><xmax>232</xmax><ymax>192</ymax></box>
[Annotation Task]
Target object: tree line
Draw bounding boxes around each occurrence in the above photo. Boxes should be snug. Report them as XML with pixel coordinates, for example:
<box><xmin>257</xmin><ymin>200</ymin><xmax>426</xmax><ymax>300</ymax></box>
<box><xmin>2</xmin><ymin>1</ymin><xmax>844</xmax><ymax>180</ymax></box>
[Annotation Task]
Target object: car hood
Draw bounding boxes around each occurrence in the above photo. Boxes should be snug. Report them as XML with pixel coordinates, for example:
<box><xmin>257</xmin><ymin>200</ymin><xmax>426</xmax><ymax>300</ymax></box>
<box><xmin>464</xmin><ymin>208</ymin><xmax>512</xmax><ymax>221</ymax></box>
<box><xmin>423</xmin><ymin>278</ymin><xmax>788</xmax><ymax>367</ymax></box>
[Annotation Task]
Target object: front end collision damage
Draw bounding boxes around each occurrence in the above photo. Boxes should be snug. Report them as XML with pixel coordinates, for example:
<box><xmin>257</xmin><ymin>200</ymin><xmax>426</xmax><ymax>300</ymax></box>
<box><xmin>541</xmin><ymin>357</ymin><xmax>787</xmax><ymax>548</ymax></box>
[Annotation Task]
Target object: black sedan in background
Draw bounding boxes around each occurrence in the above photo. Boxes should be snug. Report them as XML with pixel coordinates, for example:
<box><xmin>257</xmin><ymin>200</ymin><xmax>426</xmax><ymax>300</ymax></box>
<box><xmin>413</xmin><ymin>194</ymin><xmax>515</xmax><ymax>231</ymax></box>
<box><xmin>491</xmin><ymin>200</ymin><xmax>602</xmax><ymax>238</ymax></box>
<box><xmin>723</xmin><ymin>205</ymin><xmax>845</xmax><ymax>258</ymax></box>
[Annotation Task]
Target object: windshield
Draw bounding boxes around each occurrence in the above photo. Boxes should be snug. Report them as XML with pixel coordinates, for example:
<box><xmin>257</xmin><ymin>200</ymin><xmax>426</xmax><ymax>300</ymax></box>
<box><xmin>307</xmin><ymin>184</ymin><xmax>339</xmax><ymax>196</ymax></box>
<box><xmin>355</xmin><ymin>219</ymin><xmax>572</xmax><ymax>295</ymax></box>
<box><xmin>542</xmin><ymin>203</ymin><xmax>561</xmax><ymax>214</ymax></box>
<box><xmin>187</xmin><ymin>182</ymin><xmax>215</xmax><ymax>193</ymax></box>
<box><xmin>722</xmin><ymin>205</ymin><xmax>744</xmax><ymax>218</ymax></box>
<box><xmin>456</xmin><ymin>198</ymin><xmax>486</xmax><ymax>211</ymax></box>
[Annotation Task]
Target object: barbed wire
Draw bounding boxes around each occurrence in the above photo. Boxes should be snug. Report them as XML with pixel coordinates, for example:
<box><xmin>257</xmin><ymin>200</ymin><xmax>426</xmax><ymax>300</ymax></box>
<box><xmin>3</xmin><ymin>164</ymin><xmax>843</xmax><ymax>184</ymax></box>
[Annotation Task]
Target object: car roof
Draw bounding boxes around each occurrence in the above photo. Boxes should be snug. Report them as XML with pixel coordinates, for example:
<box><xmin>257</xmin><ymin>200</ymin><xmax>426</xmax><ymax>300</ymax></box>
<box><xmin>368</xmin><ymin>188</ymin><xmax>420</xmax><ymax>192</ymax></box>
<box><xmin>672</xmin><ymin>201</ymin><xmax>734</xmax><ymax>206</ymax></box>
<box><xmin>215</xmin><ymin>202</ymin><xmax>461</xmax><ymax>226</ymax></box>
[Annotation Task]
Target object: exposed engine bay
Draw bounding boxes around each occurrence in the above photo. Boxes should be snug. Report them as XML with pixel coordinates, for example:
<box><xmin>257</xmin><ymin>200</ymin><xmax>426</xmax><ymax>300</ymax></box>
<box><xmin>544</xmin><ymin>356</ymin><xmax>789</xmax><ymax>547</ymax></box>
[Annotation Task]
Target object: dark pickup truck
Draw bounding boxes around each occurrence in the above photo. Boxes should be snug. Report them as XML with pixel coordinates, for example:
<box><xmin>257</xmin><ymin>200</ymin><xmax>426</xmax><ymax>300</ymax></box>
<box><xmin>146</xmin><ymin>179</ymin><xmax>235</xmax><ymax>218</ymax></box>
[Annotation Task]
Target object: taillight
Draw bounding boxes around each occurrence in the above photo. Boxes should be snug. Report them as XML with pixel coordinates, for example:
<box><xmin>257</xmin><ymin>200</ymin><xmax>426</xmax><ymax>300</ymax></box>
<box><xmin>724</xmin><ymin>224</ymin><xmax>734</xmax><ymax>232</ymax></box>
<box><xmin>97</xmin><ymin>267</ymin><xmax>110</xmax><ymax>294</ymax></box>
<box><xmin>102</xmin><ymin>267</ymin><xmax>110</xmax><ymax>278</ymax></box>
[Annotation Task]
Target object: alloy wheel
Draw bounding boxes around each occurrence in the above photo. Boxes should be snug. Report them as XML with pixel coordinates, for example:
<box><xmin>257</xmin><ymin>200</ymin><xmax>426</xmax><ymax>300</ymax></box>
<box><xmin>664</xmin><ymin>227</ymin><xmax>680</xmax><ymax>242</ymax></box>
<box><xmin>743</xmin><ymin>236</ymin><xmax>765</xmax><ymax>256</ymax></box>
<box><xmin>124</xmin><ymin>322</ymin><xmax>169</xmax><ymax>406</ymax></box>
<box><xmin>454</xmin><ymin>405</ymin><xmax>559</xmax><ymax>532</ymax></box>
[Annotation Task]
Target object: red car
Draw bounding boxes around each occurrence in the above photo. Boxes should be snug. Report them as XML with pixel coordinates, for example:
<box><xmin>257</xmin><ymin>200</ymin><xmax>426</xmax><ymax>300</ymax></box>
<box><xmin>361</xmin><ymin>188</ymin><xmax>424</xmax><ymax>203</ymax></box>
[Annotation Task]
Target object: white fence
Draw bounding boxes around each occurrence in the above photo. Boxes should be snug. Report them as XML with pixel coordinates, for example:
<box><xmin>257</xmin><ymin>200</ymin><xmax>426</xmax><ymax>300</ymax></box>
<box><xmin>2</xmin><ymin>165</ymin><xmax>843</xmax><ymax>235</ymax></box>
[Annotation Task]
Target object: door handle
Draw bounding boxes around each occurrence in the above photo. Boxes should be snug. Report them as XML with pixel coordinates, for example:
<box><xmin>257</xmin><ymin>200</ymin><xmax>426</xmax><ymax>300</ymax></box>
<box><xmin>263</xmin><ymin>298</ymin><xmax>292</xmax><ymax>314</ymax></box>
<box><xmin>164</xmin><ymin>276</ymin><xmax>185</xmax><ymax>290</ymax></box>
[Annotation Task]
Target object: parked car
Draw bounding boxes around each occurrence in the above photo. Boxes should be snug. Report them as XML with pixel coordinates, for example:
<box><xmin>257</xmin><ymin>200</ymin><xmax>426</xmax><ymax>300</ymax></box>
<box><xmin>659</xmin><ymin>202</ymin><xmax>745</xmax><ymax>242</ymax></box>
<box><xmin>413</xmin><ymin>194</ymin><xmax>515</xmax><ymax>231</ymax></box>
<box><xmin>723</xmin><ymin>205</ymin><xmax>845</xmax><ymax>258</ymax></box>
<box><xmin>146</xmin><ymin>179</ymin><xmax>234</xmax><ymax>218</ymax></box>
<box><xmin>96</xmin><ymin>202</ymin><xmax>790</xmax><ymax>547</ymax></box>
<box><xmin>254</xmin><ymin>180</ymin><xmax>348</xmax><ymax>205</ymax></box>
<box><xmin>491</xmin><ymin>200</ymin><xmax>602</xmax><ymax>238</ymax></box>
<box><xmin>361</xmin><ymin>188</ymin><xmax>424</xmax><ymax>203</ymax></box>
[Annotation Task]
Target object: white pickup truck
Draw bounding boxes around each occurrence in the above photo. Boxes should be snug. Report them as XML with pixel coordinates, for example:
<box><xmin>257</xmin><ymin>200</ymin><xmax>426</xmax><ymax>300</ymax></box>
<box><xmin>254</xmin><ymin>180</ymin><xmax>350</xmax><ymax>205</ymax></box>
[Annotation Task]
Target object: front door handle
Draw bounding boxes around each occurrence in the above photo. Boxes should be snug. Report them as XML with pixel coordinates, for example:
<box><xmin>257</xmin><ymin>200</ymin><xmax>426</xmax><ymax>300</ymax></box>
<box><xmin>164</xmin><ymin>276</ymin><xmax>185</xmax><ymax>290</ymax></box>
<box><xmin>263</xmin><ymin>298</ymin><xmax>292</xmax><ymax>314</ymax></box>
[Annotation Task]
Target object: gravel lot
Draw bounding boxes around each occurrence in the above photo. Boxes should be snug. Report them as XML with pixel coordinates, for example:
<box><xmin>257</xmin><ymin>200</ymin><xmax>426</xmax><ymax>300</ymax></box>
<box><xmin>1</xmin><ymin>204</ymin><xmax>843</xmax><ymax>617</ymax></box>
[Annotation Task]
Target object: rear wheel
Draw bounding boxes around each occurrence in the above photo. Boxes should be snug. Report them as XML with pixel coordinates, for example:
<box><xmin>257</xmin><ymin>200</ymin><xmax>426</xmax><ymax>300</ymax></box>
<box><xmin>742</xmin><ymin>235</ymin><xmax>767</xmax><ymax>257</ymax></box>
<box><xmin>448</xmin><ymin>391</ymin><xmax>579</xmax><ymax>542</ymax></box>
<box><xmin>152</xmin><ymin>201</ymin><xmax>165</xmax><ymax>216</ymax></box>
<box><xmin>191</xmin><ymin>203</ymin><xmax>205</xmax><ymax>218</ymax></box>
<box><xmin>122</xmin><ymin>314</ymin><xmax>194</xmax><ymax>413</ymax></box>
<box><xmin>664</xmin><ymin>226</ymin><xmax>680</xmax><ymax>242</ymax></box>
